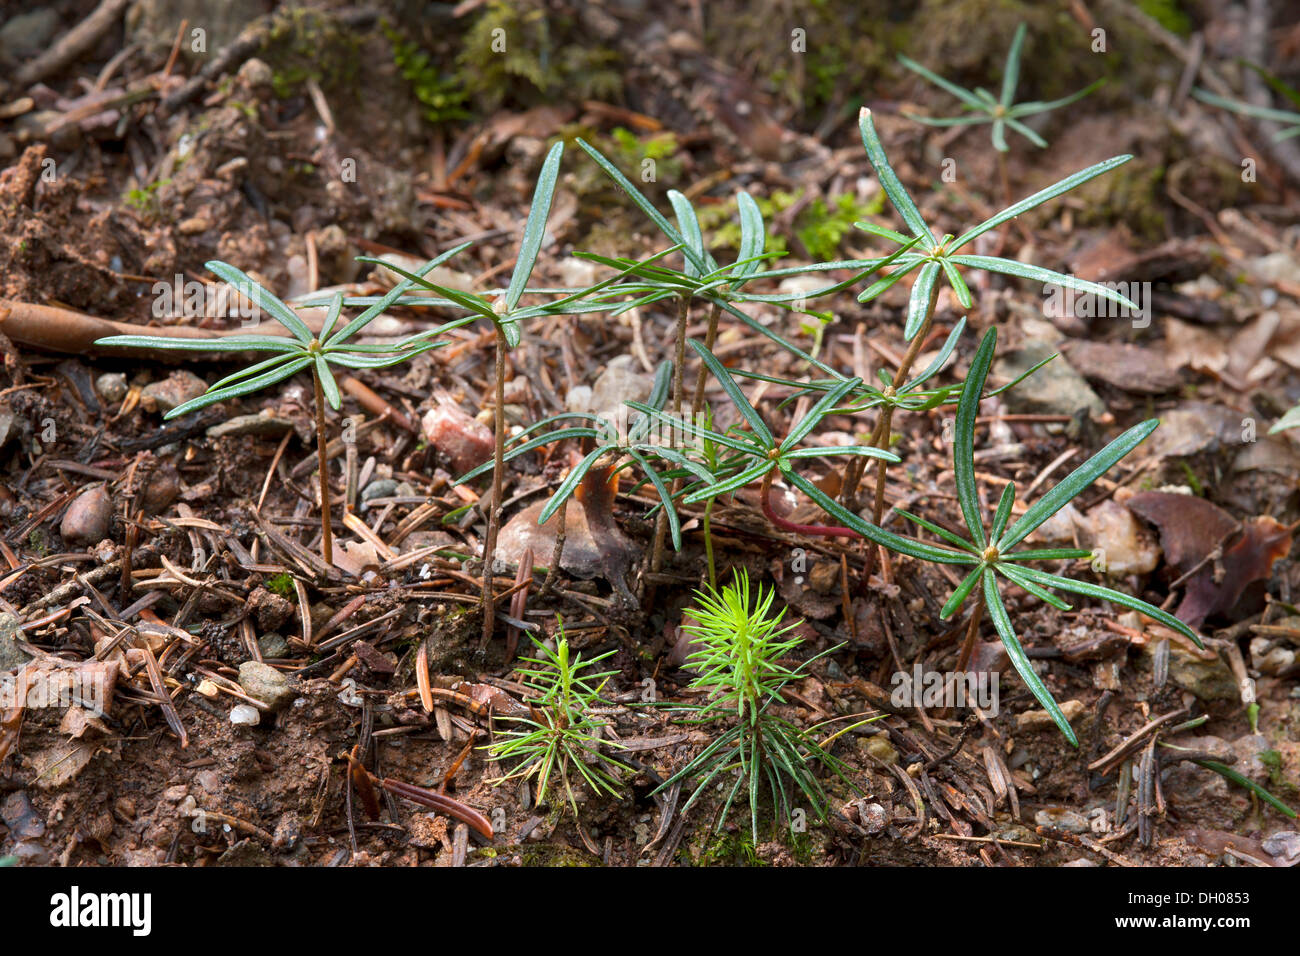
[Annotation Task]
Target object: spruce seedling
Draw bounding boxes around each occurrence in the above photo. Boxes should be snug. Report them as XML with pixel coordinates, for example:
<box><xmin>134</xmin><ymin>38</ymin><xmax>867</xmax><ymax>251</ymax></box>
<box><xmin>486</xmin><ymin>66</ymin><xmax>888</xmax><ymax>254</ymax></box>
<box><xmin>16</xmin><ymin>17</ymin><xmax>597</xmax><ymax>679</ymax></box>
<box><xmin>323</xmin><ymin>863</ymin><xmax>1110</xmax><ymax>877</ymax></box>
<box><xmin>95</xmin><ymin>253</ymin><xmax>470</xmax><ymax>565</ymax></box>
<box><xmin>488</xmin><ymin>627</ymin><xmax>629</xmax><ymax>818</ymax></box>
<box><xmin>659</xmin><ymin>570</ymin><xmax>855</xmax><ymax>843</ymax></box>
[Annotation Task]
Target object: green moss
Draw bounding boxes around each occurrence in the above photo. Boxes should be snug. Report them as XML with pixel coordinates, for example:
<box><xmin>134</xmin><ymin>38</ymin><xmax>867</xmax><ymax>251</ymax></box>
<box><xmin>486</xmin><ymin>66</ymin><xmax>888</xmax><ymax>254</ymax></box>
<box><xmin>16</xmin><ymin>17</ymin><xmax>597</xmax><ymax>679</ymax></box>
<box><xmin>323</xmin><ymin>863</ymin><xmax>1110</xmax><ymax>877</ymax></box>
<box><xmin>383</xmin><ymin>20</ymin><xmax>469</xmax><ymax>124</ymax></box>
<box><xmin>458</xmin><ymin>0</ymin><xmax>620</xmax><ymax>110</ymax></box>
<box><xmin>123</xmin><ymin>177</ymin><xmax>172</xmax><ymax>220</ymax></box>
<box><xmin>512</xmin><ymin>843</ymin><xmax>602</xmax><ymax>866</ymax></box>
<box><xmin>1137</xmin><ymin>0</ymin><xmax>1191</xmax><ymax>36</ymax></box>
<box><xmin>1177</xmin><ymin>461</ymin><xmax>1205</xmax><ymax>497</ymax></box>
<box><xmin>266</xmin><ymin>571</ymin><xmax>295</xmax><ymax>598</ymax></box>
<box><xmin>264</xmin><ymin>8</ymin><xmax>362</xmax><ymax>99</ymax></box>
<box><xmin>1259</xmin><ymin>750</ymin><xmax>1298</xmax><ymax>798</ymax></box>
<box><xmin>697</xmin><ymin>831</ymin><xmax>765</xmax><ymax>866</ymax></box>
<box><xmin>695</xmin><ymin>188</ymin><xmax>883</xmax><ymax>262</ymax></box>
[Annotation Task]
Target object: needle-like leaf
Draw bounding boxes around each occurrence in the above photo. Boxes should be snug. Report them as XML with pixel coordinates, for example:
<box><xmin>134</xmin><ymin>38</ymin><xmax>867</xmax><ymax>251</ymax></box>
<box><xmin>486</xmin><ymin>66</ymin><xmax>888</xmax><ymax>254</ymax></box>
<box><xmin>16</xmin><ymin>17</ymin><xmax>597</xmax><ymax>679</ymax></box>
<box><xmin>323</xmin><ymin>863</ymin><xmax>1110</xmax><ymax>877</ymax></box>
<box><xmin>954</xmin><ymin>328</ymin><xmax>997</xmax><ymax>548</ymax></box>
<box><xmin>859</xmin><ymin>108</ymin><xmax>935</xmax><ymax>247</ymax></box>
<box><xmin>984</xmin><ymin>570</ymin><xmax>1077</xmax><ymax>746</ymax></box>
<box><xmin>505</xmin><ymin>141</ymin><xmax>563</xmax><ymax>312</ymax></box>
<box><xmin>997</xmin><ymin>419</ymin><xmax>1157</xmax><ymax>552</ymax></box>
<box><xmin>951</xmin><ymin>155</ymin><xmax>1131</xmax><ymax>250</ymax></box>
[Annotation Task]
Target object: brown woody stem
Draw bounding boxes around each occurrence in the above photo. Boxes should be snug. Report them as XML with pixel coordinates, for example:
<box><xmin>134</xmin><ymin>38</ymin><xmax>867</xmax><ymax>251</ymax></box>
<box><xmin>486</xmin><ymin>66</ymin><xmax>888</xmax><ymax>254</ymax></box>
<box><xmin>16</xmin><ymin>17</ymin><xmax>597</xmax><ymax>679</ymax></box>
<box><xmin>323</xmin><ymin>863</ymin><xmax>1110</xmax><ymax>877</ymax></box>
<box><xmin>482</xmin><ymin>328</ymin><xmax>507</xmax><ymax>647</ymax></box>
<box><xmin>312</xmin><ymin>368</ymin><xmax>334</xmax><ymax>566</ymax></box>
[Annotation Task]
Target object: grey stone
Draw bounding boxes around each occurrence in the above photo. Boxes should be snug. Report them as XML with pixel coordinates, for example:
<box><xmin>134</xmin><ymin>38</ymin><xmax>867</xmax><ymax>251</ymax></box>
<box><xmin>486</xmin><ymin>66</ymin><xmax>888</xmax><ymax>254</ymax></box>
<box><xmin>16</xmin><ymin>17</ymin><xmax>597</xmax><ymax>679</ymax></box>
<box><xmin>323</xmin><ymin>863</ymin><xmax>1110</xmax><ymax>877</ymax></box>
<box><xmin>141</xmin><ymin>370</ymin><xmax>208</xmax><ymax>415</ymax></box>
<box><xmin>1153</xmin><ymin>643</ymin><xmax>1238</xmax><ymax>702</ymax></box>
<box><xmin>1262</xmin><ymin>831</ymin><xmax>1300</xmax><ymax>863</ymax></box>
<box><xmin>0</xmin><ymin>613</ymin><xmax>32</xmax><ymax>671</ymax></box>
<box><xmin>1034</xmin><ymin>808</ymin><xmax>1090</xmax><ymax>833</ymax></box>
<box><xmin>237</xmin><ymin>661</ymin><xmax>296</xmax><ymax>711</ymax></box>
<box><xmin>257</xmin><ymin>631</ymin><xmax>290</xmax><ymax>659</ymax></box>
<box><xmin>361</xmin><ymin>478</ymin><xmax>399</xmax><ymax>503</ymax></box>
<box><xmin>206</xmin><ymin>412</ymin><xmax>295</xmax><ymax>438</ymax></box>
<box><xmin>96</xmin><ymin>373</ymin><xmax>128</xmax><ymax>405</ymax></box>
<box><xmin>0</xmin><ymin>9</ymin><xmax>61</xmax><ymax>60</ymax></box>
<box><xmin>995</xmin><ymin>341</ymin><xmax>1104</xmax><ymax>419</ymax></box>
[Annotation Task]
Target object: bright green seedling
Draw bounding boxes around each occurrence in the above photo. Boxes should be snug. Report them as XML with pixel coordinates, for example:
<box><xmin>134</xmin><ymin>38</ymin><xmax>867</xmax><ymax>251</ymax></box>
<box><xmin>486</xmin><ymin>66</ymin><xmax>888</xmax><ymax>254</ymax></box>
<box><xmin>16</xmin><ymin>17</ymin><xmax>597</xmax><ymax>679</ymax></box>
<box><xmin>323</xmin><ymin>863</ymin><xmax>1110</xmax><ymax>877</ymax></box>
<box><xmin>95</xmin><ymin>252</ymin><xmax>470</xmax><ymax>565</ymax></box>
<box><xmin>898</xmin><ymin>24</ymin><xmax>1103</xmax><ymax>153</ymax></box>
<box><xmin>889</xmin><ymin>328</ymin><xmax>1204</xmax><ymax>745</ymax></box>
<box><xmin>629</xmin><ymin>340</ymin><xmax>904</xmax><ymax>541</ymax></box>
<box><xmin>488</xmin><ymin>627</ymin><xmax>630</xmax><ymax>818</ymax></box>
<box><xmin>1192</xmin><ymin>88</ymin><xmax>1300</xmax><ymax>142</ymax></box>
<box><xmin>658</xmin><ymin>570</ymin><xmax>857</xmax><ymax>843</ymax></box>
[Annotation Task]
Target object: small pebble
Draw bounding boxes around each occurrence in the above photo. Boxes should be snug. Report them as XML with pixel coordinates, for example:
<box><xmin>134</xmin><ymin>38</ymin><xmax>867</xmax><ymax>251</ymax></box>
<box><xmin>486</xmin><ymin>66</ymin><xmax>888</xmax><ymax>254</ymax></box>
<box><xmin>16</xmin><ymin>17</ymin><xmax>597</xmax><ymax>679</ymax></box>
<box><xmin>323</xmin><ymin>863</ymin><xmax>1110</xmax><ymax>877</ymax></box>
<box><xmin>60</xmin><ymin>485</ymin><xmax>112</xmax><ymax>545</ymax></box>
<box><xmin>230</xmin><ymin>704</ymin><xmax>261</xmax><ymax>726</ymax></box>
<box><xmin>95</xmin><ymin>372</ymin><xmax>128</xmax><ymax>404</ymax></box>
<box><xmin>1016</xmin><ymin>699</ymin><xmax>1086</xmax><ymax>731</ymax></box>
<box><xmin>237</xmin><ymin>661</ymin><xmax>296</xmax><ymax>711</ymax></box>
<box><xmin>141</xmin><ymin>370</ymin><xmax>208</xmax><ymax>415</ymax></box>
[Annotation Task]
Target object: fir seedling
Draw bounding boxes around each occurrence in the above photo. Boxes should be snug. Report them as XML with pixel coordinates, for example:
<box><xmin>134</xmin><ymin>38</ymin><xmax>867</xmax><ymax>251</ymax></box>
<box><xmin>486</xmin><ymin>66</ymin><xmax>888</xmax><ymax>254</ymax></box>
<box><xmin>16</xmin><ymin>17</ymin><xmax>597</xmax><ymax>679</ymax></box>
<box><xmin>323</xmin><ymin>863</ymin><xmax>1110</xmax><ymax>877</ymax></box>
<box><xmin>488</xmin><ymin>628</ymin><xmax>629</xmax><ymax>818</ymax></box>
<box><xmin>660</xmin><ymin>570</ymin><xmax>854</xmax><ymax>843</ymax></box>
<box><xmin>886</xmin><ymin>328</ymin><xmax>1204</xmax><ymax>744</ymax></box>
<box><xmin>95</xmin><ymin>254</ymin><xmax>469</xmax><ymax>564</ymax></box>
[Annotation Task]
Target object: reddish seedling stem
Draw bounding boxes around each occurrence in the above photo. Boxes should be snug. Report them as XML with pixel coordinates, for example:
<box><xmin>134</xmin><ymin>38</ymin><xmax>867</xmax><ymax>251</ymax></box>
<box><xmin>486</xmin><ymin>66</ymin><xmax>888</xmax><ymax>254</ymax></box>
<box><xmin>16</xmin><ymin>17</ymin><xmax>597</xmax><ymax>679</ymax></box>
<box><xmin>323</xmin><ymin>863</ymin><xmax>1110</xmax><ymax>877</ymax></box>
<box><xmin>760</xmin><ymin>468</ymin><xmax>860</xmax><ymax>540</ymax></box>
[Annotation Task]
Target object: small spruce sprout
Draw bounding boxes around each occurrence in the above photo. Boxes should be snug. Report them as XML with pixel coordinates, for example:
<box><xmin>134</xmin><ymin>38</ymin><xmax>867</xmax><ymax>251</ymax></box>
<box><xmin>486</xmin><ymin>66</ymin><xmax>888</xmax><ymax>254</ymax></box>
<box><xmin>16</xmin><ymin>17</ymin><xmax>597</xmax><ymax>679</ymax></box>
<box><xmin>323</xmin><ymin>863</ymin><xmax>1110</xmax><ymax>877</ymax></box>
<box><xmin>659</xmin><ymin>570</ymin><xmax>860</xmax><ymax>843</ymax></box>
<box><xmin>487</xmin><ymin>627</ymin><xmax>629</xmax><ymax>818</ymax></box>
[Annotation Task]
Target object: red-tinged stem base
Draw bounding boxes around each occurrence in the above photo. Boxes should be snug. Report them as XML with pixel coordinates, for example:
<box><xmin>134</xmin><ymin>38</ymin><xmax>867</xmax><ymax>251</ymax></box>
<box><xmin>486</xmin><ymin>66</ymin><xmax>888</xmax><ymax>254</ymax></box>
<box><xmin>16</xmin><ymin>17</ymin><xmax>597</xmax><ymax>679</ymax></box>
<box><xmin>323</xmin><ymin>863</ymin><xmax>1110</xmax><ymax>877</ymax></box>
<box><xmin>760</xmin><ymin>469</ymin><xmax>861</xmax><ymax>540</ymax></box>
